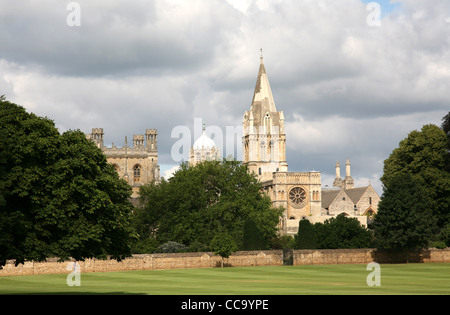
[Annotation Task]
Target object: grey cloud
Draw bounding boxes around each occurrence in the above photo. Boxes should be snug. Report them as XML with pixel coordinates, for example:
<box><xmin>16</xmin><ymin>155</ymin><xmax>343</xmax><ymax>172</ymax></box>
<box><xmin>0</xmin><ymin>0</ymin><xmax>240</xmax><ymax>77</ymax></box>
<box><xmin>1</xmin><ymin>0</ymin><xmax>449</xmax><ymax>196</ymax></box>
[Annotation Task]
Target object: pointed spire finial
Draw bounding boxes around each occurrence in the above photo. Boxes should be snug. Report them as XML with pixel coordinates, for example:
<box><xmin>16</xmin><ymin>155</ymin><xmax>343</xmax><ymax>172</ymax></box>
<box><xmin>260</xmin><ymin>48</ymin><xmax>264</xmax><ymax>64</ymax></box>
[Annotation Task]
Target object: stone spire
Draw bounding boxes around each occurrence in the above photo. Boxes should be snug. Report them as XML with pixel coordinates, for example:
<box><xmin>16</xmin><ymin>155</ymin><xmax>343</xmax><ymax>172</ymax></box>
<box><xmin>343</xmin><ymin>159</ymin><xmax>354</xmax><ymax>189</ymax></box>
<box><xmin>251</xmin><ymin>50</ymin><xmax>277</xmax><ymax>115</ymax></box>
<box><xmin>333</xmin><ymin>160</ymin><xmax>343</xmax><ymax>188</ymax></box>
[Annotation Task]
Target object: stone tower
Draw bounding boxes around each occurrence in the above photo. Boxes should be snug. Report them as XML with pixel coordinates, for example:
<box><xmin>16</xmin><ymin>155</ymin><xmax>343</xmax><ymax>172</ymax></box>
<box><xmin>242</xmin><ymin>53</ymin><xmax>321</xmax><ymax>235</ymax></box>
<box><xmin>90</xmin><ymin>128</ymin><xmax>104</xmax><ymax>149</ymax></box>
<box><xmin>86</xmin><ymin>128</ymin><xmax>160</xmax><ymax>198</ymax></box>
<box><xmin>242</xmin><ymin>52</ymin><xmax>288</xmax><ymax>182</ymax></box>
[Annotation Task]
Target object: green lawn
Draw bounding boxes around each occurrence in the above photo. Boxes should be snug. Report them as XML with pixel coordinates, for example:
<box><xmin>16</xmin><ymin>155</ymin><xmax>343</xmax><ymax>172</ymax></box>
<box><xmin>1</xmin><ymin>263</ymin><xmax>449</xmax><ymax>295</ymax></box>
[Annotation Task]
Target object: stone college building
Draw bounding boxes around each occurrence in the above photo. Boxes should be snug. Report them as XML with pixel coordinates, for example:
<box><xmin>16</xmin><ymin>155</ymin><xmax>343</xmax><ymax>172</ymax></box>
<box><xmin>88</xmin><ymin>54</ymin><xmax>379</xmax><ymax>235</ymax></box>
<box><xmin>241</xmin><ymin>54</ymin><xmax>379</xmax><ymax>234</ymax></box>
<box><xmin>86</xmin><ymin>128</ymin><xmax>160</xmax><ymax>198</ymax></box>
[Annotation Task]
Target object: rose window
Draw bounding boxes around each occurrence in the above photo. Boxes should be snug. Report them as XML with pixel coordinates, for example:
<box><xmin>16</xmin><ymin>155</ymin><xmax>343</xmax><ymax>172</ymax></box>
<box><xmin>289</xmin><ymin>187</ymin><xmax>307</xmax><ymax>208</ymax></box>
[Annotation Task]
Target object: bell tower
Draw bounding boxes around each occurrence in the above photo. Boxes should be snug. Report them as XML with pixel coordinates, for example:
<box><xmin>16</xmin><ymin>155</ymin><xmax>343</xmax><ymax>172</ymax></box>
<box><xmin>243</xmin><ymin>51</ymin><xmax>288</xmax><ymax>182</ymax></box>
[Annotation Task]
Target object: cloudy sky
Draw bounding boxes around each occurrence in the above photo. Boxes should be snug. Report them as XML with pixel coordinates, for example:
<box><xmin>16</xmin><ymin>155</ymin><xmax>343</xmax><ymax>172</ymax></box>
<box><xmin>1</xmin><ymin>0</ymin><xmax>449</xmax><ymax>194</ymax></box>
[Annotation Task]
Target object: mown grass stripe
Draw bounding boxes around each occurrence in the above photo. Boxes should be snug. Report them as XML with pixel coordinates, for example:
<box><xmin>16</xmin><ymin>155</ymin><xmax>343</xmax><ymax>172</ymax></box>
<box><xmin>0</xmin><ymin>263</ymin><xmax>449</xmax><ymax>295</ymax></box>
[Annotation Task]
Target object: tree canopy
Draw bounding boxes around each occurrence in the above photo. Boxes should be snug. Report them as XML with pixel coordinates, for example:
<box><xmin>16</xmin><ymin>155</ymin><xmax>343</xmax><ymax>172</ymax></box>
<box><xmin>293</xmin><ymin>215</ymin><xmax>373</xmax><ymax>250</ymax></box>
<box><xmin>0</xmin><ymin>98</ymin><xmax>136</xmax><ymax>268</ymax></box>
<box><xmin>315</xmin><ymin>214</ymin><xmax>373</xmax><ymax>249</ymax></box>
<box><xmin>374</xmin><ymin>173</ymin><xmax>436</xmax><ymax>250</ymax></box>
<box><xmin>210</xmin><ymin>232</ymin><xmax>237</xmax><ymax>267</ymax></box>
<box><xmin>442</xmin><ymin>111</ymin><xmax>450</xmax><ymax>172</ymax></box>
<box><xmin>295</xmin><ymin>219</ymin><xmax>317</xmax><ymax>249</ymax></box>
<box><xmin>381</xmin><ymin>124</ymin><xmax>450</xmax><ymax>229</ymax></box>
<box><xmin>133</xmin><ymin>160</ymin><xmax>283</xmax><ymax>252</ymax></box>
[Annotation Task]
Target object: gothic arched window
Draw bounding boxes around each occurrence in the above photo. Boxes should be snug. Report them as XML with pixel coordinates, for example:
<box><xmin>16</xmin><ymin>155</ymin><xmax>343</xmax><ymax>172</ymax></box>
<box><xmin>134</xmin><ymin>165</ymin><xmax>141</xmax><ymax>183</ymax></box>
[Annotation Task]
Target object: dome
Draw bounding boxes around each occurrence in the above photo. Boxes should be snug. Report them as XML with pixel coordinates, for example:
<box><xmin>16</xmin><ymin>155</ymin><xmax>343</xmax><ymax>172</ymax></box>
<box><xmin>193</xmin><ymin>131</ymin><xmax>216</xmax><ymax>150</ymax></box>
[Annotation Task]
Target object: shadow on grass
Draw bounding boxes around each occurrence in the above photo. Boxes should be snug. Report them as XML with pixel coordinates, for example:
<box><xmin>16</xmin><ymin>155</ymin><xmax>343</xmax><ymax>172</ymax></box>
<box><xmin>3</xmin><ymin>292</ymin><xmax>147</xmax><ymax>295</ymax></box>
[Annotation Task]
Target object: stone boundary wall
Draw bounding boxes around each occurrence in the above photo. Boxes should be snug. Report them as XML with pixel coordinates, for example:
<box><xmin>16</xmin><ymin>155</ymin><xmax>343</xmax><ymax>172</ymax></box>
<box><xmin>292</xmin><ymin>248</ymin><xmax>450</xmax><ymax>265</ymax></box>
<box><xmin>0</xmin><ymin>250</ymin><xmax>284</xmax><ymax>277</ymax></box>
<box><xmin>293</xmin><ymin>249</ymin><xmax>373</xmax><ymax>265</ymax></box>
<box><xmin>1</xmin><ymin>248</ymin><xmax>449</xmax><ymax>277</ymax></box>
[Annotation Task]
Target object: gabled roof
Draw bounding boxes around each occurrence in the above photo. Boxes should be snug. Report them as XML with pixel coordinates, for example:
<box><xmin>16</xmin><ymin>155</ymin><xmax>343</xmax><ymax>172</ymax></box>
<box><xmin>322</xmin><ymin>185</ymin><xmax>376</xmax><ymax>209</ymax></box>
<box><xmin>345</xmin><ymin>186</ymin><xmax>369</xmax><ymax>204</ymax></box>
<box><xmin>321</xmin><ymin>189</ymin><xmax>341</xmax><ymax>209</ymax></box>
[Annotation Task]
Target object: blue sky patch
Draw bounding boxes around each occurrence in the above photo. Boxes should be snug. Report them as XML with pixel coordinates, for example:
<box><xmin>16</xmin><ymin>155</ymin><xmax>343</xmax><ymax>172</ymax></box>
<box><xmin>360</xmin><ymin>0</ymin><xmax>402</xmax><ymax>17</ymax></box>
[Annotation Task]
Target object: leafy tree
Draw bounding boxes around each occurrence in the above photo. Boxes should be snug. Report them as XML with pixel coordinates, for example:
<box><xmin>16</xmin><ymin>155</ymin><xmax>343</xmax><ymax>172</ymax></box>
<box><xmin>381</xmin><ymin>124</ymin><xmax>450</xmax><ymax>228</ymax></box>
<box><xmin>134</xmin><ymin>160</ymin><xmax>282</xmax><ymax>251</ymax></box>
<box><xmin>438</xmin><ymin>223</ymin><xmax>450</xmax><ymax>247</ymax></box>
<box><xmin>295</xmin><ymin>219</ymin><xmax>317</xmax><ymax>249</ymax></box>
<box><xmin>269</xmin><ymin>235</ymin><xmax>295</xmax><ymax>250</ymax></box>
<box><xmin>210</xmin><ymin>232</ymin><xmax>237</xmax><ymax>267</ymax></box>
<box><xmin>442</xmin><ymin>111</ymin><xmax>450</xmax><ymax>137</ymax></box>
<box><xmin>157</xmin><ymin>241</ymin><xmax>187</xmax><ymax>253</ymax></box>
<box><xmin>243</xmin><ymin>218</ymin><xmax>267</xmax><ymax>250</ymax></box>
<box><xmin>0</xmin><ymin>99</ymin><xmax>136</xmax><ymax>268</ymax></box>
<box><xmin>374</xmin><ymin>173</ymin><xmax>436</xmax><ymax>250</ymax></box>
<box><xmin>441</xmin><ymin>111</ymin><xmax>450</xmax><ymax>172</ymax></box>
<box><xmin>314</xmin><ymin>214</ymin><xmax>373</xmax><ymax>249</ymax></box>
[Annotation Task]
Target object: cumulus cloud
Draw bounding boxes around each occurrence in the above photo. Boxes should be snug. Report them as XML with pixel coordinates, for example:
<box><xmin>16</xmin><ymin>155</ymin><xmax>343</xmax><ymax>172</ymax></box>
<box><xmin>1</xmin><ymin>0</ymin><xmax>449</xmax><ymax>195</ymax></box>
<box><xmin>162</xmin><ymin>165</ymin><xmax>181</xmax><ymax>180</ymax></box>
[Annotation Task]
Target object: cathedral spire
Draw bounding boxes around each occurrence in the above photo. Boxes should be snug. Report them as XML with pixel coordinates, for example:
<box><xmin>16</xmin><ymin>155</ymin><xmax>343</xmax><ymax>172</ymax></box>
<box><xmin>251</xmin><ymin>50</ymin><xmax>277</xmax><ymax>114</ymax></box>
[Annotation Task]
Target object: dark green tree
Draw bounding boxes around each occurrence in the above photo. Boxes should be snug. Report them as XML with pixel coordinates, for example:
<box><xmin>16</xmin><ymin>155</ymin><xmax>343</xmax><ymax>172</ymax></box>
<box><xmin>134</xmin><ymin>160</ymin><xmax>282</xmax><ymax>251</ymax></box>
<box><xmin>374</xmin><ymin>173</ymin><xmax>436</xmax><ymax>250</ymax></box>
<box><xmin>315</xmin><ymin>214</ymin><xmax>373</xmax><ymax>249</ymax></box>
<box><xmin>381</xmin><ymin>124</ymin><xmax>450</xmax><ymax>228</ymax></box>
<box><xmin>441</xmin><ymin>111</ymin><xmax>450</xmax><ymax>172</ymax></box>
<box><xmin>243</xmin><ymin>218</ymin><xmax>267</xmax><ymax>250</ymax></box>
<box><xmin>295</xmin><ymin>219</ymin><xmax>317</xmax><ymax>249</ymax></box>
<box><xmin>0</xmin><ymin>98</ymin><xmax>136</xmax><ymax>268</ymax></box>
